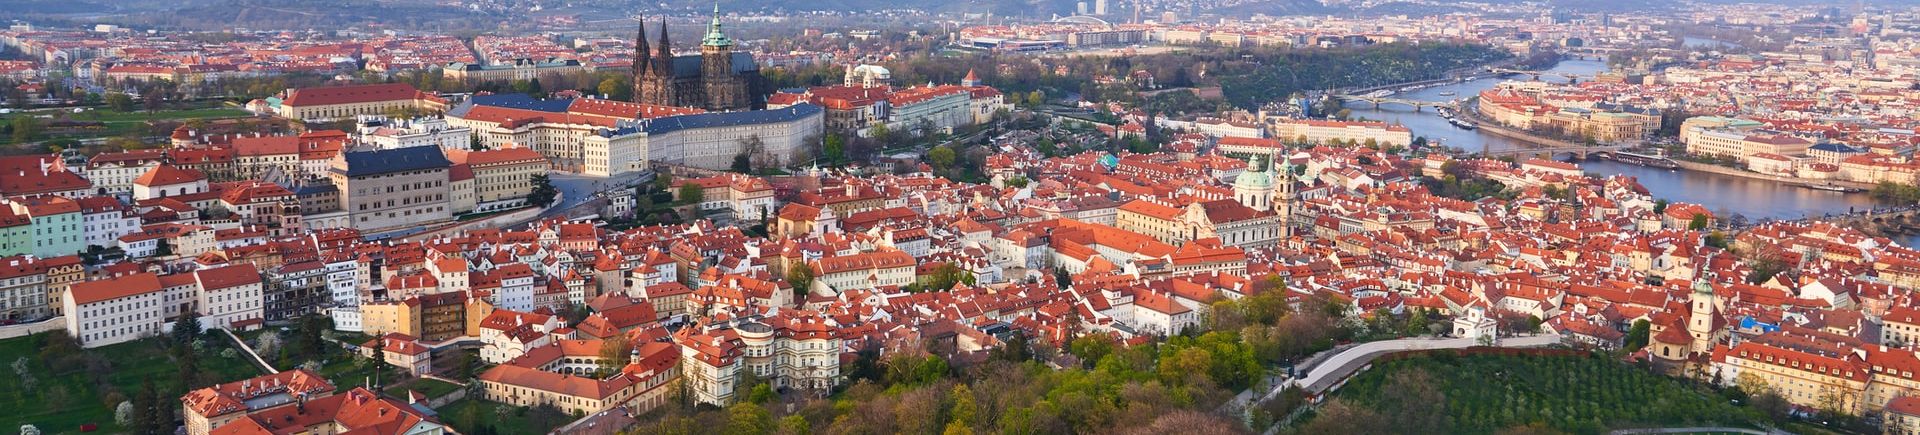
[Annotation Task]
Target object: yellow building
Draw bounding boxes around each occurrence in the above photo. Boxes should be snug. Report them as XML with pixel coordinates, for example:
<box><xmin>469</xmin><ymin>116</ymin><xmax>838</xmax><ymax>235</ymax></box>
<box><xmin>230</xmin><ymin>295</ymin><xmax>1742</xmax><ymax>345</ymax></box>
<box><xmin>1116</xmin><ymin>200</ymin><xmax>1186</xmax><ymax>245</ymax></box>
<box><xmin>358</xmin><ymin>299</ymin><xmax>422</xmax><ymax>338</ymax></box>
<box><xmin>1686</xmin><ymin>129</ymin><xmax>1812</xmax><ymax>159</ymax></box>
<box><xmin>1718</xmin><ymin>340</ymin><xmax>1867</xmax><ymax>414</ymax></box>
<box><xmin>279</xmin><ymin>83</ymin><xmax>447</xmax><ymax>122</ymax></box>
<box><xmin>446</xmin><ymin>147</ymin><xmax>554</xmax><ymax>205</ymax></box>
<box><xmin>476</xmin><ymin>340</ymin><xmax>681</xmax><ymax>417</ymax></box>
<box><xmin>1887</xmin><ymin>396</ymin><xmax>1920</xmax><ymax>435</ymax></box>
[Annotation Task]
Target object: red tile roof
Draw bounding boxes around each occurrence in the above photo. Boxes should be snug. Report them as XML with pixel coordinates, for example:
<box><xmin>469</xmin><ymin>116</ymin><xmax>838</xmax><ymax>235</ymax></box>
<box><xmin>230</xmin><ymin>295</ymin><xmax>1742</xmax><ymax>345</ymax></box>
<box><xmin>69</xmin><ymin>272</ymin><xmax>164</xmax><ymax>305</ymax></box>
<box><xmin>195</xmin><ymin>263</ymin><xmax>262</xmax><ymax>290</ymax></box>
<box><xmin>133</xmin><ymin>164</ymin><xmax>207</xmax><ymax>187</ymax></box>
<box><xmin>282</xmin><ymin>83</ymin><xmax>444</xmax><ymax>107</ymax></box>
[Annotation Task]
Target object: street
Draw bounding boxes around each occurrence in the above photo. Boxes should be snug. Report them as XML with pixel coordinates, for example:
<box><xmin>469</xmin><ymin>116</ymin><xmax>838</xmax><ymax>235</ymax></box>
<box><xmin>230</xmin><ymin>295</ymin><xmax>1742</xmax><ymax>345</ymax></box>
<box><xmin>542</xmin><ymin>171</ymin><xmax>651</xmax><ymax>220</ymax></box>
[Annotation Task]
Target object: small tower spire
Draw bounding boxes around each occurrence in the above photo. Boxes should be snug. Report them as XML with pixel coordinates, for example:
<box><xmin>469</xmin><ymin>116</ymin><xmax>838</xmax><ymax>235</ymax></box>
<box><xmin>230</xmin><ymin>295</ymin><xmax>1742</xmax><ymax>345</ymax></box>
<box><xmin>703</xmin><ymin>3</ymin><xmax>732</xmax><ymax>47</ymax></box>
<box><xmin>654</xmin><ymin>17</ymin><xmax>673</xmax><ymax>74</ymax></box>
<box><xmin>634</xmin><ymin>17</ymin><xmax>650</xmax><ymax>79</ymax></box>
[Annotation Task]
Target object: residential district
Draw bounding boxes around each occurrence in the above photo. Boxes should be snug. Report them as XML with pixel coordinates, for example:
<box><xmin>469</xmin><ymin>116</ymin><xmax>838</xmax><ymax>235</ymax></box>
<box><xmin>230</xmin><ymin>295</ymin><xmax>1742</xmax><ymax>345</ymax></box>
<box><xmin>7</xmin><ymin>2</ymin><xmax>1920</xmax><ymax>435</ymax></box>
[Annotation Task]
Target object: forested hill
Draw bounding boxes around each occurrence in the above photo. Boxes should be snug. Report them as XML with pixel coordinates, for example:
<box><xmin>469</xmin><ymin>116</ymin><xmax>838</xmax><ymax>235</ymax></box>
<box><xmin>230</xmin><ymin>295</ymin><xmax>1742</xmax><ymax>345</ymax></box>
<box><xmin>1215</xmin><ymin>43</ymin><xmax>1512</xmax><ymax>110</ymax></box>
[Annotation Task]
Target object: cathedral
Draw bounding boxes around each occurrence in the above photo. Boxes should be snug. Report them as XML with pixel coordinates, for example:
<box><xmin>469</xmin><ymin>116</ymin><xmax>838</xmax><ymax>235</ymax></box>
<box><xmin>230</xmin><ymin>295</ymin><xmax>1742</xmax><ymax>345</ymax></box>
<box><xmin>632</xmin><ymin>7</ymin><xmax>764</xmax><ymax>111</ymax></box>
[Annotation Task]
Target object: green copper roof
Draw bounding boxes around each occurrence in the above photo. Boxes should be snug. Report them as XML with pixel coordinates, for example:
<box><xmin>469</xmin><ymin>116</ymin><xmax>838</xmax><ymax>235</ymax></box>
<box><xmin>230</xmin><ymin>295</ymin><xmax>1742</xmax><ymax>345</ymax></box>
<box><xmin>702</xmin><ymin>4</ymin><xmax>731</xmax><ymax>47</ymax></box>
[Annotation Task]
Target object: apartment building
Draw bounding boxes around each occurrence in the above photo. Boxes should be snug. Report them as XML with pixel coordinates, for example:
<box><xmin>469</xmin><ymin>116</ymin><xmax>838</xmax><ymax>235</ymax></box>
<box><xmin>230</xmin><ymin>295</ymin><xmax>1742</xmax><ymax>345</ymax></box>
<box><xmin>327</xmin><ymin>146</ymin><xmax>454</xmax><ymax>233</ymax></box>
<box><xmin>63</xmin><ymin>272</ymin><xmax>166</xmax><ymax>348</ymax></box>
<box><xmin>278</xmin><ymin>83</ymin><xmax>448</xmax><ymax>122</ymax></box>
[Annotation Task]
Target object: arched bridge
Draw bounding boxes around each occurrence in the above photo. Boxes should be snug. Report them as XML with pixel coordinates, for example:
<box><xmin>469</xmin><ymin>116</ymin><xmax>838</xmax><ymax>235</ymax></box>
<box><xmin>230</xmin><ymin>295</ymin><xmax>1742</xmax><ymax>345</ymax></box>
<box><xmin>1330</xmin><ymin>95</ymin><xmax>1457</xmax><ymax>112</ymax></box>
<box><xmin>1480</xmin><ymin>144</ymin><xmax>1629</xmax><ymax>160</ymax></box>
<box><xmin>1486</xmin><ymin>67</ymin><xmax>1594</xmax><ymax>82</ymax></box>
<box><xmin>1732</xmin><ymin>206</ymin><xmax>1920</xmax><ymax>233</ymax></box>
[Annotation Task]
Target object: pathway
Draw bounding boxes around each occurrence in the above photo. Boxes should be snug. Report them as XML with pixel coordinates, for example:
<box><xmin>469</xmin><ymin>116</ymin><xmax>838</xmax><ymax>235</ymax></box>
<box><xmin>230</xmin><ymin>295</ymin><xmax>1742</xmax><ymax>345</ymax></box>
<box><xmin>1291</xmin><ymin>334</ymin><xmax>1561</xmax><ymax>393</ymax></box>
<box><xmin>220</xmin><ymin>329</ymin><xmax>279</xmax><ymax>374</ymax></box>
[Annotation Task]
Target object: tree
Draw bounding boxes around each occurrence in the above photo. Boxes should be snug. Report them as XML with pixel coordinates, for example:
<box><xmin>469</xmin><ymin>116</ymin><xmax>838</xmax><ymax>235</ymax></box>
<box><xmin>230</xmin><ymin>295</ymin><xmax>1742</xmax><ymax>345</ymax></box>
<box><xmin>597</xmin><ymin>333</ymin><xmax>632</xmax><ymax>375</ymax></box>
<box><xmin>870</xmin><ymin>123</ymin><xmax>901</xmax><ymax>148</ymax></box>
<box><xmin>949</xmin><ymin>383</ymin><xmax>977</xmax><ymax>429</ymax></box>
<box><xmin>730</xmin><ymin>152</ymin><xmax>753</xmax><ymax>173</ymax></box>
<box><xmin>785</xmin><ymin>264</ymin><xmax>816</xmax><ymax>300</ymax></box>
<box><xmin>746</xmin><ymin>383</ymin><xmax>775</xmax><ymax>404</ymax></box>
<box><xmin>1025</xmin><ymin>90</ymin><xmax>1044</xmax><ymax>108</ymax></box>
<box><xmin>1623</xmin><ymin>319</ymin><xmax>1651</xmax><ymax>351</ymax></box>
<box><xmin>106</xmin><ymin>93</ymin><xmax>136</xmax><ymax>112</ymax></box>
<box><xmin>1688</xmin><ymin>213</ymin><xmax>1708</xmax><ymax>230</ymax></box>
<box><xmin>129</xmin><ymin>380</ymin><xmax>157</xmax><ymax>434</ymax></box>
<box><xmin>1652</xmin><ymin>199</ymin><xmax>1669</xmax><ymax>215</ymax></box>
<box><xmin>525</xmin><ymin>174</ymin><xmax>558</xmax><ymax>207</ymax></box>
<box><xmin>928</xmin><ymin>146</ymin><xmax>958</xmax><ymax>172</ymax></box>
<box><xmin>172</xmin><ymin>312</ymin><xmax>202</xmax><ymax>346</ymax></box>
<box><xmin>142</xmin><ymin>87</ymin><xmax>167</xmax><ymax>112</ymax></box>
<box><xmin>779</xmin><ymin>415</ymin><xmax>812</xmax><ymax>435</ymax></box>
<box><xmin>724</xmin><ymin>402</ymin><xmax>774</xmax><ymax>435</ymax></box>
<box><xmin>596</xmin><ymin>76</ymin><xmax>632</xmax><ymax>101</ymax></box>
<box><xmin>1068</xmin><ymin>334</ymin><xmax>1115</xmax><ymax>368</ymax></box>
<box><xmin>676</xmin><ymin>182</ymin><xmax>704</xmax><ymax>205</ymax></box>
<box><xmin>652</xmin><ymin>173</ymin><xmax>672</xmax><ymax>192</ymax></box>
<box><xmin>367</xmin><ymin>338</ymin><xmax>387</xmax><ymax>389</ymax></box>
<box><xmin>822</xmin><ymin>133</ymin><xmax>847</xmax><ymax>165</ymax></box>
<box><xmin>10</xmin><ymin>116</ymin><xmax>41</xmax><ymax>144</ymax></box>
<box><xmin>920</xmin><ymin>262</ymin><xmax>974</xmax><ymax>292</ymax></box>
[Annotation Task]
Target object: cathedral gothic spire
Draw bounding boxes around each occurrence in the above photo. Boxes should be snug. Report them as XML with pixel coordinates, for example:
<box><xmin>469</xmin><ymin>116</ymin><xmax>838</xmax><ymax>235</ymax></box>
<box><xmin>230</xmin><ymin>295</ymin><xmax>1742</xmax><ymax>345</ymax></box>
<box><xmin>634</xmin><ymin>17</ymin><xmax>651</xmax><ymax>78</ymax></box>
<box><xmin>653</xmin><ymin>17</ymin><xmax>673</xmax><ymax>75</ymax></box>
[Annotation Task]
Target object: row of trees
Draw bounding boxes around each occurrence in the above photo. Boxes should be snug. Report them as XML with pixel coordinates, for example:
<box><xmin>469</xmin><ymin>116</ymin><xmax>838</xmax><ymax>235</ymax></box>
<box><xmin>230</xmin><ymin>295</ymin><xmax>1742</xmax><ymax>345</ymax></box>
<box><xmin>626</xmin><ymin>340</ymin><xmax>1247</xmax><ymax>435</ymax></box>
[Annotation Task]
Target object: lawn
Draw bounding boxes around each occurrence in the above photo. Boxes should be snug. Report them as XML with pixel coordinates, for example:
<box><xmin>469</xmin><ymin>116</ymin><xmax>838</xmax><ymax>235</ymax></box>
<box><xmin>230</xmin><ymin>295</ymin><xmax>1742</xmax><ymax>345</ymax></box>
<box><xmin>1313</xmin><ymin>352</ymin><xmax>1766</xmax><ymax>434</ymax></box>
<box><xmin>1</xmin><ymin>106</ymin><xmax>254</xmax><ymax>145</ymax></box>
<box><xmin>435</xmin><ymin>399</ymin><xmax>572</xmax><ymax>435</ymax></box>
<box><xmin>0</xmin><ymin>333</ymin><xmax>265</xmax><ymax>434</ymax></box>
<box><xmin>387</xmin><ymin>377</ymin><xmax>464</xmax><ymax>400</ymax></box>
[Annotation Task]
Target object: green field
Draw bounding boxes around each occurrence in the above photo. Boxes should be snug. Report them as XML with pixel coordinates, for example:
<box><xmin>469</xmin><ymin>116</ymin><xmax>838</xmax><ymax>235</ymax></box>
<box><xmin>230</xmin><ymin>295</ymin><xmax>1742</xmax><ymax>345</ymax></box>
<box><xmin>1</xmin><ymin>106</ymin><xmax>254</xmax><ymax>146</ymax></box>
<box><xmin>435</xmin><ymin>399</ymin><xmax>571</xmax><ymax>435</ymax></box>
<box><xmin>0</xmin><ymin>333</ymin><xmax>265</xmax><ymax>433</ymax></box>
<box><xmin>1306</xmin><ymin>352</ymin><xmax>1765</xmax><ymax>434</ymax></box>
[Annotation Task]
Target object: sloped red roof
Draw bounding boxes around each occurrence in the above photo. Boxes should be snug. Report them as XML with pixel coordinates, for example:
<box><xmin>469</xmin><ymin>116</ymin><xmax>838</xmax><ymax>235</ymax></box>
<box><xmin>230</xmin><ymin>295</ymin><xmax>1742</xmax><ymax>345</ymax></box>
<box><xmin>282</xmin><ymin>83</ymin><xmax>444</xmax><ymax>107</ymax></box>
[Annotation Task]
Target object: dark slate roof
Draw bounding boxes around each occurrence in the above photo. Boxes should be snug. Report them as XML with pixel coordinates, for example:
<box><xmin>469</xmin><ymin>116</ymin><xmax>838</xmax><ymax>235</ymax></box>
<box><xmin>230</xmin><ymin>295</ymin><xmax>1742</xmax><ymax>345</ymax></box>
<box><xmin>642</xmin><ymin>103</ymin><xmax>819</xmax><ymax>135</ymax></box>
<box><xmin>665</xmin><ymin>53</ymin><xmax>758</xmax><ymax>78</ymax></box>
<box><xmin>336</xmin><ymin>146</ymin><xmax>452</xmax><ymax>177</ymax></box>
<box><xmin>1593</xmin><ymin>102</ymin><xmax>1660</xmax><ymax>116</ymax></box>
<box><xmin>461</xmin><ymin>93</ymin><xmax>574</xmax><ymax>113</ymax></box>
<box><xmin>1810</xmin><ymin>142</ymin><xmax>1862</xmax><ymax>153</ymax></box>
<box><xmin>291</xmin><ymin>179</ymin><xmax>338</xmax><ymax>195</ymax></box>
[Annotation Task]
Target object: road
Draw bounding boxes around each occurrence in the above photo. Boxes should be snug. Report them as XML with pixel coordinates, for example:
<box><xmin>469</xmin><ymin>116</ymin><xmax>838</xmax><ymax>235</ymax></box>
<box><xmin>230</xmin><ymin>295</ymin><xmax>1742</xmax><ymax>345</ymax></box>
<box><xmin>1609</xmin><ymin>427</ymin><xmax>1786</xmax><ymax>435</ymax></box>
<box><xmin>542</xmin><ymin>171</ymin><xmax>651</xmax><ymax>220</ymax></box>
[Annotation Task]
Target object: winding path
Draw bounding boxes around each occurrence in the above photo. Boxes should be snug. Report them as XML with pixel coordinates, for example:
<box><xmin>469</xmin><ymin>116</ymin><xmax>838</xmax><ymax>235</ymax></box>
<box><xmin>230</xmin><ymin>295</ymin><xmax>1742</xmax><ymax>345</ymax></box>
<box><xmin>1252</xmin><ymin>334</ymin><xmax>1563</xmax><ymax>406</ymax></box>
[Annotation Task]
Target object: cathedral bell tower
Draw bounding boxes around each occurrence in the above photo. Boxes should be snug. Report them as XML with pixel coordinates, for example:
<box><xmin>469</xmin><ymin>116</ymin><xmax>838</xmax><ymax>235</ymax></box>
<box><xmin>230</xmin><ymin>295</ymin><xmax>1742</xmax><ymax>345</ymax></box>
<box><xmin>700</xmin><ymin>4</ymin><xmax>746</xmax><ymax>110</ymax></box>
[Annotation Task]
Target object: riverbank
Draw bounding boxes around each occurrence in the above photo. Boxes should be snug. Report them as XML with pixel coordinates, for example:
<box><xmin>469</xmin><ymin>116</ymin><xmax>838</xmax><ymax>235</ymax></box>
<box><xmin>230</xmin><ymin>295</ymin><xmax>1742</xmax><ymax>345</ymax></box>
<box><xmin>1670</xmin><ymin>160</ymin><xmax>1875</xmax><ymax>191</ymax></box>
<box><xmin>1456</xmin><ymin>100</ymin><xmax>1878</xmax><ymax>192</ymax></box>
<box><xmin>1458</xmin><ymin>102</ymin><xmax>1591</xmax><ymax>152</ymax></box>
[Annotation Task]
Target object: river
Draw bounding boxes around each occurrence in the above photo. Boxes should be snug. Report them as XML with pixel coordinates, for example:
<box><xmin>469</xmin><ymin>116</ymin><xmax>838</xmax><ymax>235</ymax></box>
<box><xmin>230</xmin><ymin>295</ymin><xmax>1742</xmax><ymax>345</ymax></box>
<box><xmin>1339</xmin><ymin>59</ymin><xmax>1912</xmax><ymax>243</ymax></box>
